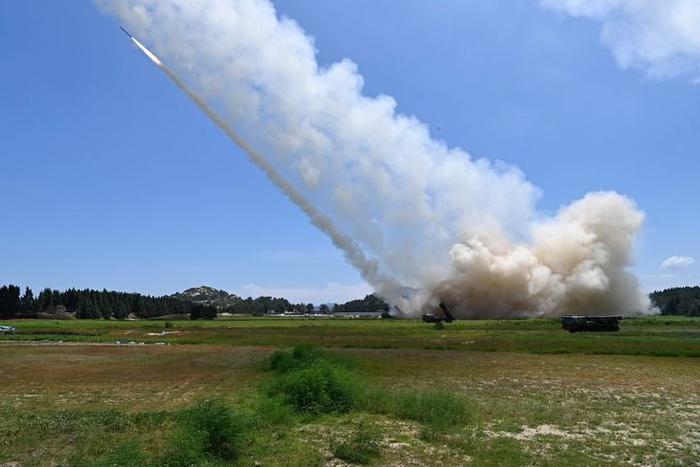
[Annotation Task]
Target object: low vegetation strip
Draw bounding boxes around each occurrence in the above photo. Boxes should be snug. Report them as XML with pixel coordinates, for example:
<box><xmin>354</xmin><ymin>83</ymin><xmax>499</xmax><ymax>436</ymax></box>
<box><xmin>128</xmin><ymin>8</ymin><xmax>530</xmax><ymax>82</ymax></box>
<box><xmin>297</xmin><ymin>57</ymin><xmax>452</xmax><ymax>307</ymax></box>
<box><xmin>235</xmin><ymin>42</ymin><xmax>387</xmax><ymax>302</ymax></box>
<box><xmin>2</xmin><ymin>316</ymin><xmax>700</xmax><ymax>357</ymax></box>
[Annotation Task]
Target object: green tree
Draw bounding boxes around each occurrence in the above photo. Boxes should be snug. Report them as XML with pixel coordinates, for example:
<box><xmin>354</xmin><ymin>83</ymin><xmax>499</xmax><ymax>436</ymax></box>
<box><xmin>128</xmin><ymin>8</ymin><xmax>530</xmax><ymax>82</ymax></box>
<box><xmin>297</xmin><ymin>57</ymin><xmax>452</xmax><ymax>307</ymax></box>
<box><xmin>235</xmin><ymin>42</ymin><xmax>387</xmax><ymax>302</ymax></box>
<box><xmin>20</xmin><ymin>287</ymin><xmax>34</xmax><ymax>316</ymax></box>
<box><xmin>0</xmin><ymin>285</ymin><xmax>21</xmax><ymax>319</ymax></box>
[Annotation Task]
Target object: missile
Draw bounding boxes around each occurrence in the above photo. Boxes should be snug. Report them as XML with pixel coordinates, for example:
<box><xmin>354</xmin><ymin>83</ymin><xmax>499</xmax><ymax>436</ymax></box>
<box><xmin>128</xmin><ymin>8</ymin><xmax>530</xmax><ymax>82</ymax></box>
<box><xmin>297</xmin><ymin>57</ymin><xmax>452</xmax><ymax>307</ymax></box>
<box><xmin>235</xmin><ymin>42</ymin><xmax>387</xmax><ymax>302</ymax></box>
<box><xmin>119</xmin><ymin>26</ymin><xmax>162</xmax><ymax>66</ymax></box>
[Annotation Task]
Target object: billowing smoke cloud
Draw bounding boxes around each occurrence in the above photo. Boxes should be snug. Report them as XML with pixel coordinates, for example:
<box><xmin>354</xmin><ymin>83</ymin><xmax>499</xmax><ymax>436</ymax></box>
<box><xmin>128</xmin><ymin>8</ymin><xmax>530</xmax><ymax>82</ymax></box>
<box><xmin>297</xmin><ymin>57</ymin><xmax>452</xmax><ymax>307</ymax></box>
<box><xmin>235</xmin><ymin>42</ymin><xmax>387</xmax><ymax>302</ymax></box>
<box><xmin>99</xmin><ymin>0</ymin><xmax>651</xmax><ymax>317</ymax></box>
<box><xmin>541</xmin><ymin>0</ymin><xmax>700</xmax><ymax>81</ymax></box>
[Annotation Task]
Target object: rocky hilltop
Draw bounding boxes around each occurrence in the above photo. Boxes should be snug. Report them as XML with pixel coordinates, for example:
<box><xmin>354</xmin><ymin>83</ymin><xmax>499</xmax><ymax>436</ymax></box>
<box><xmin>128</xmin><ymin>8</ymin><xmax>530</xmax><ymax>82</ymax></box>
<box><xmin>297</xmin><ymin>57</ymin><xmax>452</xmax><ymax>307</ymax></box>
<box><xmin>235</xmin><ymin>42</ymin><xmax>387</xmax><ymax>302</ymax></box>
<box><xmin>171</xmin><ymin>286</ymin><xmax>240</xmax><ymax>309</ymax></box>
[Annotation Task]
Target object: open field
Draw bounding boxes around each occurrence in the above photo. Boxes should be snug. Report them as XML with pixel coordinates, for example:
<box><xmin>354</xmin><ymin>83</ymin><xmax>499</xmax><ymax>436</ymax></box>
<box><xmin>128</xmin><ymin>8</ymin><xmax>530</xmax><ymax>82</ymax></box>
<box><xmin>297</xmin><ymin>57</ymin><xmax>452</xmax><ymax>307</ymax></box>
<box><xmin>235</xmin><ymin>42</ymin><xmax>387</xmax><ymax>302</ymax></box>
<box><xmin>1</xmin><ymin>317</ymin><xmax>699</xmax><ymax>466</ymax></box>
<box><xmin>3</xmin><ymin>315</ymin><xmax>700</xmax><ymax>356</ymax></box>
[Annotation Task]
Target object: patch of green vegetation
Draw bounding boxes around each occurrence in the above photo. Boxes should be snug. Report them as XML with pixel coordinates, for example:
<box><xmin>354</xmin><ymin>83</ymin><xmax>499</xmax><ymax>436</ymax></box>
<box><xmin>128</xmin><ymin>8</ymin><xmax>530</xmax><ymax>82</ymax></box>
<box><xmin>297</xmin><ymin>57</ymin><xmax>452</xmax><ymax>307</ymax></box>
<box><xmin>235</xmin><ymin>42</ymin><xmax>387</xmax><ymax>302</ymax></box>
<box><xmin>0</xmin><ymin>409</ymin><xmax>168</xmax><ymax>466</ymax></box>
<box><xmin>248</xmin><ymin>395</ymin><xmax>296</xmax><ymax>429</ymax></box>
<box><xmin>266</xmin><ymin>344</ymin><xmax>471</xmax><ymax>447</ymax></box>
<box><xmin>74</xmin><ymin>441</ymin><xmax>147</xmax><ymax>467</ymax></box>
<box><xmin>466</xmin><ymin>437</ymin><xmax>534</xmax><ymax>466</ymax></box>
<box><xmin>267</xmin><ymin>346</ymin><xmax>363</xmax><ymax>415</ymax></box>
<box><xmin>7</xmin><ymin>409</ymin><xmax>154</xmax><ymax>435</ymax></box>
<box><xmin>31</xmin><ymin>400</ymin><xmax>248</xmax><ymax>466</ymax></box>
<box><xmin>268</xmin><ymin>344</ymin><xmax>324</xmax><ymax>373</ymax></box>
<box><xmin>365</xmin><ymin>388</ymin><xmax>470</xmax><ymax>431</ymax></box>
<box><xmin>170</xmin><ymin>399</ymin><xmax>244</xmax><ymax>463</ymax></box>
<box><xmin>270</xmin><ymin>361</ymin><xmax>361</xmax><ymax>415</ymax></box>
<box><xmin>331</xmin><ymin>419</ymin><xmax>382</xmax><ymax>464</ymax></box>
<box><xmin>4</xmin><ymin>315</ymin><xmax>700</xmax><ymax>357</ymax></box>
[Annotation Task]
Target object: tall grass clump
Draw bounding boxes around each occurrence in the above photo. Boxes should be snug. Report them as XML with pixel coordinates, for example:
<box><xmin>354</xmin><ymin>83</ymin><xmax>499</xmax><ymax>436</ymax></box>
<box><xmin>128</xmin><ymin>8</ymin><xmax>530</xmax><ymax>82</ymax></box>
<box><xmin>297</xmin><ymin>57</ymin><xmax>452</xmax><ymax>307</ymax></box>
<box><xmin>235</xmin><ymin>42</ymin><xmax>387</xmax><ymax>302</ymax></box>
<box><xmin>364</xmin><ymin>388</ymin><xmax>470</xmax><ymax>433</ymax></box>
<box><xmin>267</xmin><ymin>345</ymin><xmax>362</xmax><ymax>415</ymax></box>
<box><xmin>268</xmin><ymin>344</ymin><xmax>323</xmax><ymax>373</ymax></box>
<box><xmin>331</xmin><ymin>419</ymin><xmax>382</xmax><ymax>465</ymax></box>
<box><xmin>270</xmin><ymin>360</ymin><xmax>362</xmax><ymax>414</ymax></box>
<box><xmin>249</xmin><ymin>395</ymin><xmax>296</xmax><ymax>429</ymax></box>
<box><xmin>164</xmin><ymin>399</ymin><xmax>244</xmax><ymax>465</ymax></box>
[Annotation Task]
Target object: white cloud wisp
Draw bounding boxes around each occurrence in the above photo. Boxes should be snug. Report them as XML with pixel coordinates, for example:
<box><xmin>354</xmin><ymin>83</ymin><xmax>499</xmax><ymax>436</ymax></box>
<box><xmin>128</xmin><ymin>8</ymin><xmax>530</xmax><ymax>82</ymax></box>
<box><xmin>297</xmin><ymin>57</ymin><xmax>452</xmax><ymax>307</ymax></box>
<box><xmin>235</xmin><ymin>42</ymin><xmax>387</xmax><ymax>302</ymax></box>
<box><xmin>661</xmin><ymin>255</ymin><xmax>695</xmax><ymax>270</ymax></box>
<box><xmin>541</xmin><ymin>0</ymin><xmax>700</xmax><ymax>81</ymax></box>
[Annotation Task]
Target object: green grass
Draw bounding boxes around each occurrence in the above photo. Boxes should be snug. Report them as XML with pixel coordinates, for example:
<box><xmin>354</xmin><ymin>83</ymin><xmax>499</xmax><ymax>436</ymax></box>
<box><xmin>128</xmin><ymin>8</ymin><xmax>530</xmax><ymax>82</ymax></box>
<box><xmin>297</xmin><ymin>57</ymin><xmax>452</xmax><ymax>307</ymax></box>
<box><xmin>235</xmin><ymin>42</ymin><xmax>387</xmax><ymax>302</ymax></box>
<box><xmin>331</xmin><ymin>419</ymin><xmax>382</xmax><ymax>464</ymax></box>
<box><xmin>270</xmin><ymin>359</ymin><xmax>362</xmax><ymax>415</ymax></box>
<box><xmin>364</xmin><ymin>388</ymin><xmax>470</xmax><ymax>432</ymax></box>
<box><xmin>172</xmin><ymin>400</ymin><xmax>244</xmax><ymax>463</ymax></box>
<box><xmin>266</xmin><ymin>346</ymin><xmax>471</xmax><ymax>429</ymax></box>
<box><xmin>3</xmin><ymin>315</ymin><xmax>700</xmax><ymax>357</ymax></box>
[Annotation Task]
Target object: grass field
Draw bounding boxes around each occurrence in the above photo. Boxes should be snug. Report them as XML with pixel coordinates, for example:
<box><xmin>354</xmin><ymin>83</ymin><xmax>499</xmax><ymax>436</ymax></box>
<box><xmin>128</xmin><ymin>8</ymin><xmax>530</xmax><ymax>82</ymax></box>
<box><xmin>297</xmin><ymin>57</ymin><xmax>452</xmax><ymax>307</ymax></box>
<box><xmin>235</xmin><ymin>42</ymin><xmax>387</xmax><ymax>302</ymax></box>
<box><xmin>1</xmin><ymin>316</ymin><xmax>698</xmax><ymax>466</ymax></box>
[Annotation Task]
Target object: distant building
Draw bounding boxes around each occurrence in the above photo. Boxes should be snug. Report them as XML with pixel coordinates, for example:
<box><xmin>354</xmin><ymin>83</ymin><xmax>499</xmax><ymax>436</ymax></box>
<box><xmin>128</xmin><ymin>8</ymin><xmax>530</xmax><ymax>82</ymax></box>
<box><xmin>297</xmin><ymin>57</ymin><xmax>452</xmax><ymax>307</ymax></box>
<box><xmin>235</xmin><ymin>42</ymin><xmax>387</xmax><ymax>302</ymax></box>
<box><xmin>332</xmin><ymin>311</ymin><xmax>384</xmax><ymax>319</ymax></box>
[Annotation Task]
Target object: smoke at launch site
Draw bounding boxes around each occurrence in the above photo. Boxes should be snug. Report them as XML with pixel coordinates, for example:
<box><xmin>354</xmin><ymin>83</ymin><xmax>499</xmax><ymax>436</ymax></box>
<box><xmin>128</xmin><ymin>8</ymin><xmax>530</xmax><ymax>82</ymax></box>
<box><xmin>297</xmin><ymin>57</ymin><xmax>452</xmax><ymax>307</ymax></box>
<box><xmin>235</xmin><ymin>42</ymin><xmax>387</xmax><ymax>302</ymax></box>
<box><xmin>99</xmin><ymin>0</ymin><xmax>651</xmax><ymax>318</ymax></box>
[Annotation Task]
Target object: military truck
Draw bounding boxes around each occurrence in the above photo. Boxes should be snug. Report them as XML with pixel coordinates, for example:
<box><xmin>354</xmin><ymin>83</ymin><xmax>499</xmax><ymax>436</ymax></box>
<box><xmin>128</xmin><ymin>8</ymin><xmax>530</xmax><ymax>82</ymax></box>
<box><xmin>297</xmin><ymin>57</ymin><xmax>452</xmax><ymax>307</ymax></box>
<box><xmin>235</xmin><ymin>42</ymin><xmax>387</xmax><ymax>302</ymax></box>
<box><xmin>560</xmin><ymin>315</ymin><xmax>622</xmax><ymax>333</ymax></box>
<box><xmin>422</xmin><ymin>302</ymin><xmax>455</xmax><ymax>324</ymax></box>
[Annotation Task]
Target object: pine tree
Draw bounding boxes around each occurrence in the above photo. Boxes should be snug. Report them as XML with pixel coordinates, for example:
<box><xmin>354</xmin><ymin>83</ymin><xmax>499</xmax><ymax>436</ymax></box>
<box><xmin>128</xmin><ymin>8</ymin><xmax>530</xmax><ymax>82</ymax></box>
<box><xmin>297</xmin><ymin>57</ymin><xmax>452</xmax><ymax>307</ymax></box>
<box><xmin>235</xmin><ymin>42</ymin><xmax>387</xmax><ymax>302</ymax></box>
<box><xmin>20</xmin><ymin>287</ymin><xmax>34</xmax><ymax>316</ymax></box>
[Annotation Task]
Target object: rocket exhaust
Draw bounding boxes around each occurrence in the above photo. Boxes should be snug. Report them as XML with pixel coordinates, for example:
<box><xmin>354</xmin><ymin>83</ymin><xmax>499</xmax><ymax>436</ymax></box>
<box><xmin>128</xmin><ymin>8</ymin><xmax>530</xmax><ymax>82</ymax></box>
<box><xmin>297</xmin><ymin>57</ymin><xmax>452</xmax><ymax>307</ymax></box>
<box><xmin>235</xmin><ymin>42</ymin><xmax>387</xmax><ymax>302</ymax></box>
<box><xmin>122</xmin><ymin>28</ymin><xmax>162</xmax><ymax>66</ymax></box>
<box><xmin>118</xmin><ymin>28</ymin><xmax>394</xmax><ymax>300</ymax></box>
<box><xmin>106</xmin><ymin>0</ymin><xmax>650</xmax><ymax>319</ymax></box>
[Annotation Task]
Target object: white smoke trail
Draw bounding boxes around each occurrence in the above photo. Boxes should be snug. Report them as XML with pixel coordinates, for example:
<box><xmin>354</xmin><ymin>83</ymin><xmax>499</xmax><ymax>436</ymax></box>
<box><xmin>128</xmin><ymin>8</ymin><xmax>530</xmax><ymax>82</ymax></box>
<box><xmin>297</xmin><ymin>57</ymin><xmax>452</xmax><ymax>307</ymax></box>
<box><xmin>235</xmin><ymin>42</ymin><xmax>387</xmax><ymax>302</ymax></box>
<box><xmin>99</xmin><ymin>0</ymin><xmax>651</xmax><ymax>317</ymax></box>
<box><xmin>126</xmin><ymin>33</ymin><xmax>393</xmax><ymax>294</ymax></box>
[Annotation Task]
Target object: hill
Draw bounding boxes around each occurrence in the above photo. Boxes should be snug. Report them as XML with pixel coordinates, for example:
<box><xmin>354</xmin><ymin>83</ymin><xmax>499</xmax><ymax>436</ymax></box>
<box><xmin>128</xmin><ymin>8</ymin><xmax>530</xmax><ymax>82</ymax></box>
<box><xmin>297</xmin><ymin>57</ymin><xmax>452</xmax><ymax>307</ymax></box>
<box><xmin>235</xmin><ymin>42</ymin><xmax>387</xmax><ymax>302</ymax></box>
<box><xmin>171</xmin><ymin>286</ymin><xmax>241</xmax><ymax>309</ymax></box>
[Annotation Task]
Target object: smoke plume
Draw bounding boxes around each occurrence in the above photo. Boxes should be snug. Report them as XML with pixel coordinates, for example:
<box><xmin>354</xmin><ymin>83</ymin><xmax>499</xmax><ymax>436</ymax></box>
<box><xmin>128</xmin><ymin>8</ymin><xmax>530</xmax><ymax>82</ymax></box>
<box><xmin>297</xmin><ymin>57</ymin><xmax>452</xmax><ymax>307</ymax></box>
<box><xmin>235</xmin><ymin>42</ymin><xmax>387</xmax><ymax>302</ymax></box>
<box><xmin>99</xmin><ymin>0</ymin><xmax>651</xmax><ymax>317</ymax></box>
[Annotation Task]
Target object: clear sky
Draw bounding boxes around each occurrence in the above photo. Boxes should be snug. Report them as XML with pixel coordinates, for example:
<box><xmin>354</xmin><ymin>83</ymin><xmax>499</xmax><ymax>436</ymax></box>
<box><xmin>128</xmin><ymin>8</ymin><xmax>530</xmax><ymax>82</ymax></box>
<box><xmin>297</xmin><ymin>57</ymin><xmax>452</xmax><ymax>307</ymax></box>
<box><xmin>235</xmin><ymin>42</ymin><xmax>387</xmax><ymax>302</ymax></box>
<box><xmin>1</xmin><ymin>1</ymin><xmax>698</xmax><ymax>303</ymax></box>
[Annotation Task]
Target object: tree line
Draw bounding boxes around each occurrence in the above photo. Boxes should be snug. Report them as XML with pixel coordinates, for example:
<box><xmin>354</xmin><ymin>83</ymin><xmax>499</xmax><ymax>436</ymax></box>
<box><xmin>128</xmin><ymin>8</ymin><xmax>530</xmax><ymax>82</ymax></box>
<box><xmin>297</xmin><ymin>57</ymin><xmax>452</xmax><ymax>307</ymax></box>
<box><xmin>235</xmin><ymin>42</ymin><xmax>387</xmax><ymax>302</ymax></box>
<box><xmin>650</xmin><ymin>286</ymin><xmax>700</xmax><ymax>316</ymax></box>
<box><xmin>331</xmin><ymin>293</ymin><xmax>389</xmax><ymax>314</ymax></box>
<box><xmin>221</xmin><ymin>294</ymin><xmax>388</xmax><ymax>315</ymax></box>
<box><xmin>0</xmin><ymin>285</ymin><xmax>217</xmax><ymax>320</ymax></box>
<box><xmin>221</xmin><ymin>296</ymin><xmax>314</xmax><ymax>315</ymax></box>
<box><xmin>7</xmin><ymin>283</ymin><xmax>700</xmax><ymax>319</ymax></box>
<box><xmin>0</xmin><ymin>284</ymin><xmax>389</xmax><ymax>320</ymax></box>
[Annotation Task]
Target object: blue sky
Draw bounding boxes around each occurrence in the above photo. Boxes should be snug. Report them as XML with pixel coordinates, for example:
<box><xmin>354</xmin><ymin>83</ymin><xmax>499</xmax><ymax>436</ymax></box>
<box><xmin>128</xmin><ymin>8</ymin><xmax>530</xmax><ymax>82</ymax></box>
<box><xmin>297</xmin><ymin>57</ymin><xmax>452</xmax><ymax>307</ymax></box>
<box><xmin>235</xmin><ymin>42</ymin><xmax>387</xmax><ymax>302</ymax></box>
<box><xmin>1</xmin><ymin>1</ymin><xmax>698</xmax><ymax>303</ymax></box>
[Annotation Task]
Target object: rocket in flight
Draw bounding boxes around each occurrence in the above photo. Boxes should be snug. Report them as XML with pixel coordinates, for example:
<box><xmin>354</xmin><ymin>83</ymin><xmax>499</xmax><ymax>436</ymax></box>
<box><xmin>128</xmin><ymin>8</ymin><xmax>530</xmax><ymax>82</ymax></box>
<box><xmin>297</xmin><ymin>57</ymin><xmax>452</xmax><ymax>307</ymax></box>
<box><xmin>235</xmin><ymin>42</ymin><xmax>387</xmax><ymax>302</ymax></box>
<box><xmin>120</xmin><ymin>26</ymin><xmax>162</xmax><ymax>66</ymax></box>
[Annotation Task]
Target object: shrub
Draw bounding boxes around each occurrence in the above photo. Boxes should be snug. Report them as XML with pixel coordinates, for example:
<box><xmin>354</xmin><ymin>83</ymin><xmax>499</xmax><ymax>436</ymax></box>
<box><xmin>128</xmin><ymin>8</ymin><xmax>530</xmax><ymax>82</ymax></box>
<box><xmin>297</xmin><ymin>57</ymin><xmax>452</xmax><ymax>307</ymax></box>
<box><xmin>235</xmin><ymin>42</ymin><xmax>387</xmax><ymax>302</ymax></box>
<box><xmin>270</xmin><ymin>360</ymin><xmax>361</xmax><ymax>415</ymax></box>
<box><xmin>268</xmin><ymin>344</ymin><xmax>322</xmax><ymax>373</ymax></box>
<box><xmin>331</xmin><ymin>420</ymin><xmax>382</xmax><ymax>464</ymax></box>
<box><xmin>165</xmin><ymin>399</ymin><xmax>243</xmax><ymax>464</ymax></box>
<box><xmin>162</xmin><ymin>430</ymin><xmax>206</xmax><ymax>467</ymax></box>
<box><xmin>251</xmin><ymin>395</ymin><xmax>295</xmax><ymax>428</ymax></box>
